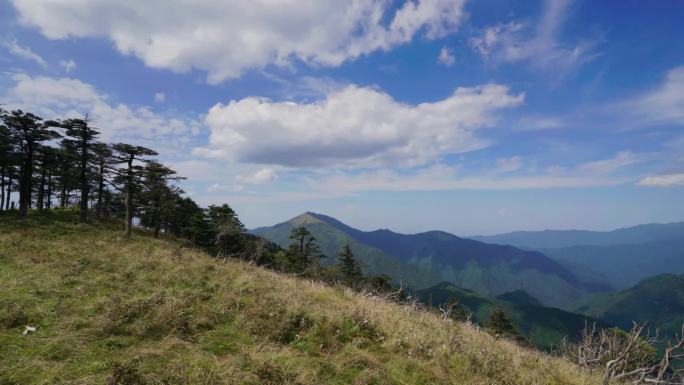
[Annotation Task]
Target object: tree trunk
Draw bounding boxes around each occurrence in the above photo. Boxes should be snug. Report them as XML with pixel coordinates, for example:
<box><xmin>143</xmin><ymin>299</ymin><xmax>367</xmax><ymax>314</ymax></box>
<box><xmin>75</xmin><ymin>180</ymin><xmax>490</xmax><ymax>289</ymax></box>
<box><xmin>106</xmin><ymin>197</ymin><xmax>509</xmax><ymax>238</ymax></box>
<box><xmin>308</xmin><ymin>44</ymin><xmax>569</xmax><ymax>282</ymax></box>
<box><xmin>153</xmin><ymin>197</ymin><xmax>161</xmax><ymax>238</ymax></box>
<box><xmin>37</xmin><ymin>166</ymin><xmax>46</xmax><ymax>211</ymax></box>
<box><xmin>124</xmin><ymin>155</ymin><xmax>134</xmax><ymax>238</ymax></box>
<box><xmin>79</xmin><ymin>135</ymin><xmax>89</xmax><ymax>223</ymax></box>
<box><xmin>19</xmin><ymin>143</ymin><xmax>33</xmax><ymax>218</ymax></box>
<box><xmin>46</xmin><ymin>170</ymin><xmax>52</xmax><ymax>209</ymax></box>
<box><xmin>60</xmin><ymin>173</ymin><xmax>67</xmax><ymax>208</ymax></box>
<box><xmin>5</xmin><ymin>173</ymin><xmax>12</xmax><ymax>210</ymax></box>
<box><xmin>96</xmin><ymin>161</ymin><xmax>104</xmax><ymax>219</ymax></box>
<box><xmin>0</xmin><ymin>165</ymin><xmax>5</xmax><ymax>213</ymax></box>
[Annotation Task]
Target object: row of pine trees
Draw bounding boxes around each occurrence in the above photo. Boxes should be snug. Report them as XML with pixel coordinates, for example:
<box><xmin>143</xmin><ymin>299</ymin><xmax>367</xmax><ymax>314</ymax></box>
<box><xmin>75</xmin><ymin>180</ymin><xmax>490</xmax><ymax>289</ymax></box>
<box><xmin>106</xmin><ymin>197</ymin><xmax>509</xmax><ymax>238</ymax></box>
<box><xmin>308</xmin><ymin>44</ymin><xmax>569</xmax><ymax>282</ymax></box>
<box><xmin>0</xmin><ymin>108</ymin><xmax>384</xmax><ymax>290</ymax></box>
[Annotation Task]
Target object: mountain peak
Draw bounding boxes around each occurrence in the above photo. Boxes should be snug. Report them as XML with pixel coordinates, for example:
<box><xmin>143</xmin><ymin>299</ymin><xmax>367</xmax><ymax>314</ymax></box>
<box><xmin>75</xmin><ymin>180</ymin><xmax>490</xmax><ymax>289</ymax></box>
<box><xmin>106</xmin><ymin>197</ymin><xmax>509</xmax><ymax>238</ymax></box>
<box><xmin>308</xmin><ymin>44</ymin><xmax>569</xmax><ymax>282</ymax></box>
<box><xmin>288</xmin><ymin>212</ymin><xmax>326</xmax><ymax>226</ymax></box>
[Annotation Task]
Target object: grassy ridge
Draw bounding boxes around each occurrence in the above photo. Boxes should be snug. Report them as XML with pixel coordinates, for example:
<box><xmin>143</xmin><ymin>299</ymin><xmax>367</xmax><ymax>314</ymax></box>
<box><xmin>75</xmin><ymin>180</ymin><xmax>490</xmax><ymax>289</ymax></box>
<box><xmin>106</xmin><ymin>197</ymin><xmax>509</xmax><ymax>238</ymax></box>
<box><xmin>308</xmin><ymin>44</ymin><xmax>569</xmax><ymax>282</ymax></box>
<box><xmin>1</xmin><ymin>212</ymin><xmax>601</xmax><ymax>384</ymax></box>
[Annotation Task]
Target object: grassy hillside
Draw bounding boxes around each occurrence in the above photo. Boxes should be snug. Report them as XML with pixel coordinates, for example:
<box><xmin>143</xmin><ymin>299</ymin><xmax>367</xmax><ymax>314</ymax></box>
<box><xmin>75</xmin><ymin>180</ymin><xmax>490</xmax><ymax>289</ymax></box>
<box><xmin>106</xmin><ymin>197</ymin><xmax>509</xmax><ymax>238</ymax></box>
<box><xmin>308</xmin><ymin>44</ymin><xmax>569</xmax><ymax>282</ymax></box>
<box><xmin>254</xmin><ymin>213</ymin><xmax>608</xmax><ymax>308</ymax></box>
<box><xmin>0</xmin><ymin>211</ymin><xmax>604</xmax><ymax>385</ymax></box>
<box><xmin>415</xmin><ymin>283</ymin><xmax>608</xmax><ymax>351</ymax></box>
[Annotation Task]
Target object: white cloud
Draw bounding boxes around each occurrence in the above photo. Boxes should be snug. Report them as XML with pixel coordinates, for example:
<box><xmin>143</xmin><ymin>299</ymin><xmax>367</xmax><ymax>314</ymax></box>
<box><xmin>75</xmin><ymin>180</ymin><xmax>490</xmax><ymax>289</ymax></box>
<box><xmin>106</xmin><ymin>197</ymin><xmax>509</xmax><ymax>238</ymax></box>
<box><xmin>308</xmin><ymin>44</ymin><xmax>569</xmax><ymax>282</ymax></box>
<box><xmin>1</xmin><ymin>74</ymin><xmax>201</xmax><ymax>152</ymax></box>
<box><xmin>469</xmin><ymin>0</ymin><xmax>599</xmax><ymax>73</ymax></box>
<box><xmin>2</xmin><ymin>38</ymin><xmax>47</xmax><ymax>68</ymax></box>
<box><xmin>59</xmin><ymin>59</ymin><xmax>76</xmax><ymax>73</ymax></box>
<box><xmin>577</xmin><ymin>151</ymin><xmax>642</xmax><ymax>175</ymax></box>
<box><xmin>195</xmin><ymin>83</ymin><xmax>524</xmax><ymax>168</ymax></box>
<box><xmin>12</xmin><ymin>0</ymin><xmax>467</xmax><ymax>83</ymax></box>
<box><xmin>437</xmin><ymin>46</ymin><xmax>455</xmax><ymax>67</ymax></box>
<box><xmin>305</xmin><ymin>163</ymin><xmax>631</xmax><ymax>195</ymax></box>
<box><xmin>154</xmin><ymin>92</ymin><xmax>166</xmax><ymax>103</ymax></box>
<box><xmin>637</xmin><ymin>173</ymin><xmax>684</xmax><ymax>187</ymax></box>
<box><xmin>619</xmin><ymin>66</ymin><xmax>684</xmax><ymax>127</ymax></box>
<box><xmin>237</xmin><ymin>168</ymin><xmax>278</xmax><ymax>185</ymax></box>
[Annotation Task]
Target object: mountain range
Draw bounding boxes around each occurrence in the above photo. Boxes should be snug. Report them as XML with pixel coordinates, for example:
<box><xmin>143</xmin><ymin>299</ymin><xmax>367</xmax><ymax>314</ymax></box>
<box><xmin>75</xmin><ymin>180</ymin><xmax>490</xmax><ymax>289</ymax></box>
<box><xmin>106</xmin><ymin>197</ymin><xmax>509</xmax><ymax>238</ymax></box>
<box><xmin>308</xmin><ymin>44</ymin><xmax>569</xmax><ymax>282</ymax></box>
<box><xmin>472</xmin><ymin>222</ymin><xmax>684</xmax><ymax>290</ymax></box>
<box><xmin>252</xmin><ymin>212</ymin><xmax>611</xmax><ymax>308</ymax></box>
<box><xmin>471</xmin><ymin>222</ymin><xmax>684</xmax><ymax>249</ymax></box>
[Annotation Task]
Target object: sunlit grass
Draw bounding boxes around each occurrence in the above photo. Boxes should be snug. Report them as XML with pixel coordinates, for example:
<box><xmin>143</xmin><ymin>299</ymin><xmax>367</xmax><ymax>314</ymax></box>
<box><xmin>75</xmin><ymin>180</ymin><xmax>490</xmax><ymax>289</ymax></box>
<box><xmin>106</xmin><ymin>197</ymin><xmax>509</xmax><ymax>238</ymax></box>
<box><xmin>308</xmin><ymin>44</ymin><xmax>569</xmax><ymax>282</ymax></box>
<box><xmin>0</xmin><ymin>211</ymin><xmax>604</xmax><ymax>384</ymax></box>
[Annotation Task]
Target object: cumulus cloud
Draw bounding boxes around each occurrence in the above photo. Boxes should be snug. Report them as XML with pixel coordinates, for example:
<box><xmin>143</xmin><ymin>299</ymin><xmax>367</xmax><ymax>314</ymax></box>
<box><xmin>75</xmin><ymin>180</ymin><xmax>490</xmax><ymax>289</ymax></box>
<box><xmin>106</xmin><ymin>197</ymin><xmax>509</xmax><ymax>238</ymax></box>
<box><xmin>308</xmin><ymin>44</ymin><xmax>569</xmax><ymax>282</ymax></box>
<box><xmin>637</xmin><ymin>173</ymin><xmax>684</xmax><ymax>187</ymax></box>
<box><xmin>195</xmin><ymin>84</ymin><xmax>524</xmax><ymax>168</ymax></box>
<box><xmin>2</xmin><ymin>38</ymin><xmax>47</xmax><ymax>67</ymax></box>
<box><xmin>11</xmin><ymin>0</ymin><xmax>467</xmax><ymax>83</ymax></box>
<box><xmin>437</xmin><ymin>46</ymin><xmax>456</xmax><ymax>67</ymax></box>
<box><xmin>1</xmin><ymin>74</ymin><xmax>201</xmax><ymax>151</ymax></box>
<box><xmin>59</xmin><ymin>59</ymin><xmax>76</xmax><ymax>73</ymax></box>
<box><xmin>469</xmin><ymin>0</ymin><xmax>599</xmax><ymax>73</ymax></box>
<box><xmin>154</xmin><ymin>92</ymin><xmax>166</xmax><ymax>103</ymax></box>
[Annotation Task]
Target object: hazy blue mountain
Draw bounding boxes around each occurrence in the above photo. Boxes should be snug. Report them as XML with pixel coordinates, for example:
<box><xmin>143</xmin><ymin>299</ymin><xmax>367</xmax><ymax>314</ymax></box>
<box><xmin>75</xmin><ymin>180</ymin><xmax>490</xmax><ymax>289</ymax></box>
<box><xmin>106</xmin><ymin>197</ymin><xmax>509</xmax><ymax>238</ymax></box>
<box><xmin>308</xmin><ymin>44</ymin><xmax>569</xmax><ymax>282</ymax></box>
<box><xmin>416</xmin><ymin>282</ymin><xmax>607</xmax><ymax>350</ymax></box>
<box><xmin>540</xmin><ymin>240</ymin><xmax>684</xmax><ymax>289</ymax></box>
<box><xmin>252</xmin><ymin>212</ymin><xmax>611</xmax><ymax>308</ymax></box>
<box><xmin>471</xmin><ymin>222</ymin><xmax>684</xmax><ymax>249</ymax></box>
<box><xmin>572</xmin><ymin>274</ymin><xmax>684</xmax><ymax>343</ymax></box>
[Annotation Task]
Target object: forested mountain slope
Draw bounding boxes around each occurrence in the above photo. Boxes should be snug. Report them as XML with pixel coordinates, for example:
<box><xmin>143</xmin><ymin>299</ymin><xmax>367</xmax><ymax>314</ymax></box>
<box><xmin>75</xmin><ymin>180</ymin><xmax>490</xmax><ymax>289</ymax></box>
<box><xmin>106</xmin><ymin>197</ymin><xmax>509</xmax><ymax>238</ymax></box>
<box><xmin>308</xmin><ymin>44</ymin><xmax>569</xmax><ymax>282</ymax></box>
<box><xmin>572</xmin><ymin>274</ymin><xmax>684</xmax><ymax>342</ymax></box>
<box><xmin>415</xmin><ymin>283</ymin><xmax>608</xmax><ymax>350</ymax></box>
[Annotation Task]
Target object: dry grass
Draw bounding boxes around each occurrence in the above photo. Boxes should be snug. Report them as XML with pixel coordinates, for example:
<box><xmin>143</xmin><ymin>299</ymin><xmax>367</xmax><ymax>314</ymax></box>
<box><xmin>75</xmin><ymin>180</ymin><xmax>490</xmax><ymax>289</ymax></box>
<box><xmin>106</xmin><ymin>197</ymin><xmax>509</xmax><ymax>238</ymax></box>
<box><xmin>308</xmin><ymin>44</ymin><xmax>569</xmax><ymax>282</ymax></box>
<box><xmin>0</xmin><ymin>212</ymin><xmax>604</xmax><ymax>384</ymax></box>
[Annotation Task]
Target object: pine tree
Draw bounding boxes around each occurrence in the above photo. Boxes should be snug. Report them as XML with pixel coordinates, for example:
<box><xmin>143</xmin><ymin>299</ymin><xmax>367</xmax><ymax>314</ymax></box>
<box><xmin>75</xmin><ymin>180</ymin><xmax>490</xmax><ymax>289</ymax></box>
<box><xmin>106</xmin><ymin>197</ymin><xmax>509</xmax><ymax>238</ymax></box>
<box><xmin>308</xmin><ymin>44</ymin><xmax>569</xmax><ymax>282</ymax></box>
<box><xmin>1</xmin><ymin>110</ymin><xmax>60</xmax><ymax>217</ymax></box>
<box><xmin>140</xmin><ymin>161</ymin><xmax>184</xmax><ymax>238</ymax></box>
<box><xmin>337</xmin><ymin>244</ymin><xmax>363</xmax><ymax>285</ymax></box>
<box><xmin>91</xmin><ymin>143</ymin><xmax>113</xmax><ymax>219</ymax></box>
<box><xmin>112</xmin><ymin>143</ymin><xmax>158</xmax><ymax>238</ymax></box>
<box><xmin>61</xmin><ymin>116</ymin><xmax>100</xmax><ymax>223</ymax></box>
<box><xmin>207</xmin><ymin>204</ymin><xmax>245</xmax><ymax>257</ymax></box>
<box><xmin>484</xmin><ymin>308</ymin><xmax>521</xmax><ymax>339</ymax></box>
<box><xmin>0</xmin><ymin>120</ymin><xmax>17</xmax><ymax>212</ymax></box>
<box><xmin>287</xmin><ymin>227</ymin><xmax>322</xmax><ymax>273</ymax></box>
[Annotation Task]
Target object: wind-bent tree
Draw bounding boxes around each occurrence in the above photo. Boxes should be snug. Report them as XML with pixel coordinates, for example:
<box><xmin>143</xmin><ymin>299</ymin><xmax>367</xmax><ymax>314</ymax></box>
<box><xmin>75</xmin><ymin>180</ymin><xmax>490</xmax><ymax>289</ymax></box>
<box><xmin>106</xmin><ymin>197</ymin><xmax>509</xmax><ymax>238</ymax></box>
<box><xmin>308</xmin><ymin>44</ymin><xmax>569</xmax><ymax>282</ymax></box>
<box><xmin>61</xmin><ymin>116</ymin><xmax>100</xmax><ymax>223</ymax></box>
<box><xmin>1</xmin><ymin>110</ymin><xmax>60</xmax><ymax>218</ymax></box>
<box><xmin>337</xmin><ymin>244</ymin><xmax>363</xmax><ymax>285</ymax></box>
<box><xmin>112</xmin><ymin>143</ymin><xmax>158</xmax><ymax>238</ymax></box>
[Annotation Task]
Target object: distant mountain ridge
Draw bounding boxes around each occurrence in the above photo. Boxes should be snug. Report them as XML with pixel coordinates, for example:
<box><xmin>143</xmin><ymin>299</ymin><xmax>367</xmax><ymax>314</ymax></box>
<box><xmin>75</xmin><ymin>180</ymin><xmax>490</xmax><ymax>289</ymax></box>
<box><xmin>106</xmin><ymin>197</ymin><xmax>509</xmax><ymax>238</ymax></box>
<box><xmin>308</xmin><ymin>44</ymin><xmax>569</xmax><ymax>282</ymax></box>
<box><xmin>471</xmin><ymin>222</ymin><xmax>684</xmax><ymax>249</ymax></box>
<box><xmin>252</xmin><ymin>212</ymin><xmax>612</xmax><ymax>308</ymax></box>
<box><xmin>540</xmin><ymin>239</ymin><xmax>684</xmax><ymax>289</ymax></box>
<box><xmin>471</xmin><ymin>221</ymin><xmax>684</xmax><ymax>291</ymax></box>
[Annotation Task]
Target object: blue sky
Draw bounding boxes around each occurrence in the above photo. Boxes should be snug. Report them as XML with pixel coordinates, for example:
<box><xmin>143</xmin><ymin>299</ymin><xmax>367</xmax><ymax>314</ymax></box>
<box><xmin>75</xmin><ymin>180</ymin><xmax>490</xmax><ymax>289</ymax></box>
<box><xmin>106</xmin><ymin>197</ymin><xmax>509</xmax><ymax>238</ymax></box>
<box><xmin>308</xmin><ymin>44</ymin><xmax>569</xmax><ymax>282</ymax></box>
<box><xmin>1</xmin><ymin>0</ymin><xmax>683</xmax><ymax>235</ymax></box>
